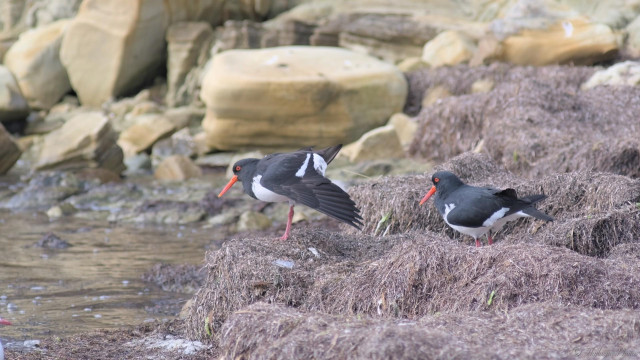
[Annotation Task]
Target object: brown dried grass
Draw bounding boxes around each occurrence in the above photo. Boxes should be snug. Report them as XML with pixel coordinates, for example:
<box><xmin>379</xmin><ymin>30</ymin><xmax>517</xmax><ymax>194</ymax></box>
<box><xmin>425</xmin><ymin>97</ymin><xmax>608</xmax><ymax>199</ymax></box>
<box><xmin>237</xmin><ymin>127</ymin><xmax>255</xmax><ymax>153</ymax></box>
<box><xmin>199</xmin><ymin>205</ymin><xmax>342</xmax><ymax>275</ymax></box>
<box><xmin>219</xmin><ymin>302</ymin><xmax>640</xmax><ymax>360</ymax></box>
<box><xmin>408</xmin><ymin>65</ymin><xmax>640</xmax><ymax>179</ymax></box>
<box><xmin>348</xmin><ymin>152</ymin><xmax>640</xmax><ymax>256</ymax></box>
<box><xmin>185</xmin><ymin>228</ymin><xmax>640</xmax><ymax>341</ymax></box>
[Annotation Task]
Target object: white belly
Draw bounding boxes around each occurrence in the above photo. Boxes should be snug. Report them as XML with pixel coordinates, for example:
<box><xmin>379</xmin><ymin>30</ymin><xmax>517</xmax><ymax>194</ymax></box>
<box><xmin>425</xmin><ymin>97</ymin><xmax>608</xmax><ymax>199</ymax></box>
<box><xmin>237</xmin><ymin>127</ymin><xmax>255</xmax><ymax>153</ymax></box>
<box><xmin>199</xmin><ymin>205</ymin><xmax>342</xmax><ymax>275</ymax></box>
<box><xmin>252</xmin><ymin>175</ymin><xmax>290</xmax><ymax>203</ymax></box>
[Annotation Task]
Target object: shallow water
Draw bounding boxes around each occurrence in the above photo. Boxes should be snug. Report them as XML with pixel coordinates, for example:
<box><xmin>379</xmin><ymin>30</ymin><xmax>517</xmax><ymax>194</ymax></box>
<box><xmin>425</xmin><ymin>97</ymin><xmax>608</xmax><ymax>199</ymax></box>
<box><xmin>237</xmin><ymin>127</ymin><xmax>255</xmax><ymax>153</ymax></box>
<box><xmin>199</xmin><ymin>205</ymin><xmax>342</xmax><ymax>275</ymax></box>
<box><xmin>0</xmin><ymin>210</ymin><xmax>222</xmax><ymax>349</ymax></box>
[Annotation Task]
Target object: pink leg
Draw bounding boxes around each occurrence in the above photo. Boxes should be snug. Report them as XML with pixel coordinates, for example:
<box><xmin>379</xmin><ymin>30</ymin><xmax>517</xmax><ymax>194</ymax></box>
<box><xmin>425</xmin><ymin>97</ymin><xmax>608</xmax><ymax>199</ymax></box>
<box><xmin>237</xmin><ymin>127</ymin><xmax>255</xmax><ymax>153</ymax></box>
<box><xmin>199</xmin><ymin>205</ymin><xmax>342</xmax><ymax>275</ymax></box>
<box><xmin>475</xmin><ymin>238</ymin><xmax>482</xmax><ymax>247</ymax></box>
<box><xmin>488</xmin><ymin>231</ymin><xmax>493</xmax><ymax>246</ymax></box>
<box><xmin>279</xmin><ymin>205</ymin><xmax>295</xmax><ymax>241</ymax></box>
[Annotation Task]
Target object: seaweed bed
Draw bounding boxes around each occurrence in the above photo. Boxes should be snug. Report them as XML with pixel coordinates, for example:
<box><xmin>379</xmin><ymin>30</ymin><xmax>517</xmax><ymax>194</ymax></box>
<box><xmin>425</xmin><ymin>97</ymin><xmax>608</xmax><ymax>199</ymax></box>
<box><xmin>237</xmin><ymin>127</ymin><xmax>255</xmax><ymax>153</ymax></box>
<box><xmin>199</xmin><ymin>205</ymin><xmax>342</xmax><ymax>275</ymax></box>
<box><xmin>9</xmin><ymin>64</ymin><xmax>640</xmax><ymax>359</ymax></box>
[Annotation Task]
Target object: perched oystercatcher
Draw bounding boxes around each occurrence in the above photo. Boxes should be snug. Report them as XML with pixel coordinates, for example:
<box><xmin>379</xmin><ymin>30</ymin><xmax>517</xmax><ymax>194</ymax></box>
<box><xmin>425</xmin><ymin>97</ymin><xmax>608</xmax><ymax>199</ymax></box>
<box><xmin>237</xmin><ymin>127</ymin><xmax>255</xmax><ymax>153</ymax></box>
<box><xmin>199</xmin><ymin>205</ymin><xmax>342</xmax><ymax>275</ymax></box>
<box><xmin>0</xmin><ymin>317</ymin><xmax>11</xmax><ymax>360</ymax></box>
<box><xmin>419</xmin><ymin>171</ymin><xmax>553</xmax><ymax>247</ymax></box>
<box><xmin>218</xmin><ymin>145</ymin><xmax>363</xmax><ymax>240</ymax></box>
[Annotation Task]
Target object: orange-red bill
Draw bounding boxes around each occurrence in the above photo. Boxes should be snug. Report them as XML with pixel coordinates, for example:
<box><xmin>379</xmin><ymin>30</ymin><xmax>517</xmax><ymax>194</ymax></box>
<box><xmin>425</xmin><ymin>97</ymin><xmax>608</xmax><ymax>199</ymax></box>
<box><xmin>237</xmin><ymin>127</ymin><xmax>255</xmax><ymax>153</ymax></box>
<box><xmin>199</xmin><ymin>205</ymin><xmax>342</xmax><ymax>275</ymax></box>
<box><xmin>218</xmin><ymin>175</ymin><xmax>238</xmax><ymax>198</ymax></box>
<box><xmin>0</xmin><ymin>318</ymin><xmax>11</xmax><ymax>325</ymax></box>
<box><xmin>419</xmin><ymin>185</ymin><xmax>436</xmax><ymax>206</ymax></box>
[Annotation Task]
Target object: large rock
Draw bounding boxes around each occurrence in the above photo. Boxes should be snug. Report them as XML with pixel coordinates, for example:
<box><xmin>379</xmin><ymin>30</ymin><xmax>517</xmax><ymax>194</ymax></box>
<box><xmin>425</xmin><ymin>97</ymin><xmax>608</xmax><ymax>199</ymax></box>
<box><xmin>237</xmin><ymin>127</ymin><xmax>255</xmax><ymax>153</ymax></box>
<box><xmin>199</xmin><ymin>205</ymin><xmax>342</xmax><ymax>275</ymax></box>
<box><xmin>166</xmin><ymin>22</ymin><xmax>214</xmax><ymax>108</ymax></box>
<box><xmin>154</xmin><ymin>154</ymin><xmax>202</xmax><ymax>181</ymax></box>
<box><xmin>422</xmin><ymin>30</ymin><xmax>476</xmax><ymax>67</ymax></box>
<box><xmin>35</xmin><ymin>111</ymin><xmax>125</xmax><ymax>173</ymax></box>
<box><xmin>0</xmin><ymin>122</ymin><xmax>21</xmax><ymax>174</ymax></box>
<box><xmin>4</xmin><ymin>19</ymin><xmax>72</xmax><ymax>109</ymax></box>
<box><xmin>59</xmin><ymin>0</ymin><xmax>302</xmax><ymax>107</ymax></box>
<box><xmin>341</xmin><ymin>124</ymin><xmax>404</xmax><ymax>163</ymax></box>
<box><xmin>0</xmin><ymin>65</ymin><xmax>29</xmax><ymax>122</ymax></box>
<box><xmin>117</xmin><ymin>114</ymin><xmax>176</xmax><ymax>158</ymax></box>
<box><xmin>201</xmin><ymin>46</ymin><xmax>407</xmax><ymax>150</ymax></box>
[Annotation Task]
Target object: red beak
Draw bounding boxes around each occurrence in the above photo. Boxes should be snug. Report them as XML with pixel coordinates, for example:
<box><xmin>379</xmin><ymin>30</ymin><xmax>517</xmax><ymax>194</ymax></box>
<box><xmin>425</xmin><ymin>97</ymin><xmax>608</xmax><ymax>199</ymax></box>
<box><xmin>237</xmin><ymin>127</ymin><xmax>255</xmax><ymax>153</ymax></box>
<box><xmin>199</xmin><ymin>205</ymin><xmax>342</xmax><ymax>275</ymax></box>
<box><xmin>419</xmin><ymin>185</ymin><xmax>436</xmax><ymax>206</ymax></box>
<box><xmin>0</xmin><ymin>318</ymin><xmax>11</xmax><ymax>325</ymax></box>
<box><xmin>218</xmin><ymin>175</ymin><xmax>238</xmax><ymax>197</ymax></box>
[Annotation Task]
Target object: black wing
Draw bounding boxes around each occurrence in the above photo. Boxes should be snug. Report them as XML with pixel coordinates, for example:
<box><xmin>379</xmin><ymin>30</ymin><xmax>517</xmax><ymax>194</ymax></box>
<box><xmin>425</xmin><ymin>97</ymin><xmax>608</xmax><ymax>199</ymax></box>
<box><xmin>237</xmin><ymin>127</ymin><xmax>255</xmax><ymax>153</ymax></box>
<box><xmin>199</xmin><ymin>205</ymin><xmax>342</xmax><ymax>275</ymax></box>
<box><xmin>259</xmin><ymin>153</ymin><xmax>362</xmax><ymax>229</ymax></box>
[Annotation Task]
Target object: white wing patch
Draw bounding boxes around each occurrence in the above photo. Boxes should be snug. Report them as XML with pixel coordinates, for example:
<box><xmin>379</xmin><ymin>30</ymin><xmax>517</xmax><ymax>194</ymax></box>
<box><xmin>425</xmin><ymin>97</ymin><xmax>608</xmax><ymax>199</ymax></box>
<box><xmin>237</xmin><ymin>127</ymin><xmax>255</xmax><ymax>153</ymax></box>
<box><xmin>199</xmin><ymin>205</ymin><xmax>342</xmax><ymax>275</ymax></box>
<box><xmin>295</xmin><ymin>154</ymin><xmax>311</xmax><ymax>177</ymax></box>
<box><xmin>313</xmin><ymin>153</ymin><xmax>327</xmax><ymax>176</ymax></box>
<box><xmin>482</xmin><ymin>207</ymin><xmax>509</xmax><ymax>227</ymax></box>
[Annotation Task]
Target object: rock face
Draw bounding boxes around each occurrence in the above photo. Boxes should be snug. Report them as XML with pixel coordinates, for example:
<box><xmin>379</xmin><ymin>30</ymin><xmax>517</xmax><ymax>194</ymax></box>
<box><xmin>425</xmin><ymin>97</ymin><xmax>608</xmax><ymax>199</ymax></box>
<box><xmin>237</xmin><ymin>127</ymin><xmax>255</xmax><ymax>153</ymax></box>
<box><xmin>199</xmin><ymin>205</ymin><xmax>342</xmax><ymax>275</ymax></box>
<box><xmin>4</xmin><ymin>19</ymin><xmax>72</xmax><ymax>109</ymax></box>
<box><xmin>59</xmin><ymin>0</ymin><xmax>301</xmax><ymax>107</ymax></box>
<box><xmin>0</xmin><ymin>65</ymin><xmax>29</xmax><ymax>122</ymax></box>
<box><xmin>201</xmin><ymin>46</ymin><xmax>407</xmax><ymax>150</ymax></box>
<box><xmin>35</xmin><ymin>111</ymin><xmax>125</xmax><ymax>173</ymax></box>
<box><xmin>0</xmin><ymin>122</ymin><xmax>22</xmax><ymax>174</ymax></box>
<box><xmin>166</xmin><ymin>22</ymin><xmax>214</xmax><ymax>107</ymax></box>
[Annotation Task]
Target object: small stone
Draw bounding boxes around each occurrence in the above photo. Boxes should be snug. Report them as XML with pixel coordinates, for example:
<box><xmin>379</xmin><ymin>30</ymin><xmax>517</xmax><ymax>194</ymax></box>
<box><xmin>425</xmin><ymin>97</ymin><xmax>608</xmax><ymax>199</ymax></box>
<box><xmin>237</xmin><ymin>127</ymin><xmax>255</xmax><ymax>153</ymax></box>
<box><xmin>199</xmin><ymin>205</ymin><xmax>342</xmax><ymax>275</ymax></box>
<box><xmin>387</xmin><ymin>113</ymin><xmax>418</xmax><ymax>149</ymax></box>
<box><xmin>124</xmin><ymin>153</ymin><xmax>152</xmax><ymax>175</ymax></box>
<box><xmin>396</xmin><ymin>57</ymin><xmax>430</xmax><ymax>72</ymax></box>
<box><xmin>422</xmin><ymin>30</ymin><xmax>476</xmax><ymax>67</ymax></box>
<box><xmin>422</xmin><ymin>85</ymin><xmax>452</xmax><ymax>107</ymax></box>
<box><xmin>35</xmin><ymin>232</ymin><xmax>71</xmax><ymax>249</ymax></box>
<box><xmin>46</xmin><ymin>203</ymin><xmax>77</xmax><ymax>219</ymax></box>
<box><xmin>118</xmin><ymin>114</ymin><xmax>176</xmax><ymax>158</ymax></box>
<box><xmin>237</xmin><ymin>211</ymin><xmax>272</xmax><ymax>232</ymax></box>
<box><xmin>471</xmin><ymin>79</ymin><xmax>495</xmax><ymax>94</ymax></box>
<box><xmin>342</xmin><ymin>125</ymin><xmax>404</xmax><ymax>163</ymax></box>
<box><xmin>206</xmin><ymin>211</ymin><xmax>240</xmax><ymax>227</ymax></box>
<box><xmin>154</xmin><ymin>155</ymin><xmax>202</xmax><ymax>181</ymax></box>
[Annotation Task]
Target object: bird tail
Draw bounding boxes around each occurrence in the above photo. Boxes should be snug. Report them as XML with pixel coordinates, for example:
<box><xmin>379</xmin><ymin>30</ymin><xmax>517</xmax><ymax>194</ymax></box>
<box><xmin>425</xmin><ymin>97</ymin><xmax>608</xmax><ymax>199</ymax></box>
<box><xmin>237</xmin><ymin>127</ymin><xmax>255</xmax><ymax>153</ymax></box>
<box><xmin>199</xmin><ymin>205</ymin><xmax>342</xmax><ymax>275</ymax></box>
<box><xmin>520</xmin><ymin>194</ymin><xmax>553</xmax><ymax>221</ymax></box>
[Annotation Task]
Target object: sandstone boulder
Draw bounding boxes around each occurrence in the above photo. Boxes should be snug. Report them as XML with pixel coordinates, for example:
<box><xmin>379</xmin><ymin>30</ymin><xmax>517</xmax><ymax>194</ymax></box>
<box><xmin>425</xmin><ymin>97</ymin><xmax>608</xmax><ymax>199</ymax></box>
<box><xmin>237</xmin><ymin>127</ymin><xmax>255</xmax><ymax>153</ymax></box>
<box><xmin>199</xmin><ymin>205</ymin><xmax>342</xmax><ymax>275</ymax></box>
<box><xmin>166</xmin><ymin>22</ymin><xmax>214</xmax><ymax>107</ymax></box>
<box><xmin>0</xmin><ymin>122</ymin><xmax>22</xmax><ymax>174</ymax></box>
<box><xmin>422</xmin><ymin>30</ymin><xmax>476</xmax><ymax>67</ymax></box>
<box><xmin>201</xmin><ymin>46</ymin><xmax>407</xmax><ymax>150</ymax></box>
<box><xmin>341</xmin><ymin>124</ymin><xmax>404</xmax><ymax>163</ymax></box>
<box><xmin>154</xmin><ymin>155</ymin><xmax>202</xmax><ymax>181</ymax></box>
<box><xmin>582</xmin><ymin>61</ymin><xmax>640</xmax><ymax>89</ymax></box>
<box><xmin>59</xmin><ymin>0</ymin><xmax>301</xmax><ymax>107</ymax></box>
<box><xmin>35</xmin><ymin>111</ymin><xmax>125</xmax><ymax>173</ymax></box>
<box><xmin>0</xmin><ymin>65</ymin><xmax>29</xmax><ymax>122</ymax></box>
<box><xmin>4</xmin><ymin>19</ymin><xmax>72</xmax><ymax>109</ymax></box>
<box><xmin>117</xmin><ymin>114</ymin><xmax>176</xmax><ymax>158</ymax></box>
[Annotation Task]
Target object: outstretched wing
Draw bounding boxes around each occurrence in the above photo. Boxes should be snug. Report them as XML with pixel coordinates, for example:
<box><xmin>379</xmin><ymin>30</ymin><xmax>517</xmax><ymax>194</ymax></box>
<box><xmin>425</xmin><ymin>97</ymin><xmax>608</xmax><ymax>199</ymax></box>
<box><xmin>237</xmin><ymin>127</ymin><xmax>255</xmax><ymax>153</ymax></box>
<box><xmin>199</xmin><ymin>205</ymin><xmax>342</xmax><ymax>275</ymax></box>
<box><xmin>260</xmin><ymin>152</ymin><xmax>362</xmax><ymax>229</ymax></box>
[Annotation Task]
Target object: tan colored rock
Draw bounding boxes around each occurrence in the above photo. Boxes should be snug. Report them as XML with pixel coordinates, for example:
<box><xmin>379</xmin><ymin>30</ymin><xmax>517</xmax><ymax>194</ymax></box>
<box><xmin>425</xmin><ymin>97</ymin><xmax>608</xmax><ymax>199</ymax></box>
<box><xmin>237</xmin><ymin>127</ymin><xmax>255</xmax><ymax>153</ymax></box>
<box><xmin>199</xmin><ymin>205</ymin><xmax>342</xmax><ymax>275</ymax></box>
<box><xmin>396</xmin><ymin>57</ymin><xmax>430</xmax><ymax>72</ymax></box>
<box><xmin>471</xmin><ymin>78</ymin><xmax>494</xmax><ymax>94</ymax></box>
<box><xmin>422</xmin><ymin>85</ymin><xmax>452</xmax><ymax>107</ymax></box>
<box><xmin>117</xmin><ymin>115</ymin><xmax>176</xmax><ymax>158</ymax></box>
<box><xmin>166</xmin><ymin>22</ymin><xmax>214</xmax><ymax>107</ymax></box>
<box><xmin>581</xmin><ymin>61</ymin><xmax>640</xmax><ymax>89</ymax></box>
<box><xmin>625</xmin><ymin>15</ymin><xmax>640</xmax><ymax>58</ymax></box>
<box><xmin>496</xmin><ymin>18</ymin><xmax>621</xmax><ymax>65</ymax></box>
<box><xmin>201</xmin><ymin>46</ymin><xmax>407</xmax><ymax>151</ymax></box>
<box><xmin>342</xmin><ymin>124</ymin><xmax>404</xmax><ymax>163</ymax></box>
<box><xmin>0</xmin><ymin>65</ymin><xmax>29</xmax><ymax>122</ymax></box>
<box><xmin>422</xmin><ymin>30</ymin><xmax>476</xmax><ymax>67</ymax></box>
<box><xmin>4</xmin><ymin>19</ymin><xmax>72</xmax><ymax>109</ymax></box>
<box><xmin>237</xmin><ymin>211</ymin><xmax>272</xmax><ymax>232</ymax></box>
<box><xmin>35</xmin><ymin>111</ymin><xmax>125</xmax><ymax>173</ymax></box>
<box><xmin>59</xmin><ymin>0</ymin><xmax>299</xmax><ymax>107</ymax></box>
<box><xmin>387</xmin><ymin>113</ymin><xmax>417</xmax><ymax>149</ymax></box>
<box><xmin>0</xmin><ymin>123</ymin><xmax>22</xmax><ymax>174</ymax></box>
<box><xmin>154</xmin><ymin>154</ymin><xmax>202</xmax><ymax>181</ymax></box>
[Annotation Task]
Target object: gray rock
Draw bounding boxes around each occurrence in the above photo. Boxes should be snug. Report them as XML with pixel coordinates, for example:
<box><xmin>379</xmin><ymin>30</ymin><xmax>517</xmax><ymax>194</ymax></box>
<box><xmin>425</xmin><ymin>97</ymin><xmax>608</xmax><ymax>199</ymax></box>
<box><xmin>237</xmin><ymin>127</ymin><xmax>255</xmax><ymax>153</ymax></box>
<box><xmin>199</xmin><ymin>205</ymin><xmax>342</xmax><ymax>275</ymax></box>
<box><xmin>0</xmin><ymin>65</ymin><xmax>29</xmax><ymax>122</ymax></box>
<box><xmin>1</xmin><ymin>171</ymin><xmax>86</xmax><ymax>211</ymax></box>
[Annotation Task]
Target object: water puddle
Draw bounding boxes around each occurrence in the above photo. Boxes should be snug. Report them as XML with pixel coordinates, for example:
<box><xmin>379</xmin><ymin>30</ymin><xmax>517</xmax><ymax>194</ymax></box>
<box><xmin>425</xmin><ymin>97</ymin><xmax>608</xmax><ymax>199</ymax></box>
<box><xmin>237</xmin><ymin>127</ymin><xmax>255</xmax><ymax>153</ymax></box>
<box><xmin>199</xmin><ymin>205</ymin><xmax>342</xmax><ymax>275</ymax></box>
<box><xmin>0</xmin><ymin>210</ymin><xmax>222</xmax><ymax>348</ymax></box>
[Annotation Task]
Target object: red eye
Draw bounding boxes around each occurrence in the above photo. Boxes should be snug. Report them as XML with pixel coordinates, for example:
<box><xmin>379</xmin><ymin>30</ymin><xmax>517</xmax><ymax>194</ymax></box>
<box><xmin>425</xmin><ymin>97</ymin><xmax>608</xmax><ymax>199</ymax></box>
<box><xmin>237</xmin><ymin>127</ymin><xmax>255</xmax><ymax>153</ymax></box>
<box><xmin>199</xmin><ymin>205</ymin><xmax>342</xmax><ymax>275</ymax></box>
<box><xmin>235</xmin><ymin>165</ymin><xmax>241</xmax><ymax>172</ymax></box>
<box><xmin>434</xmin><ymin>177</ymin><xmax>439</xmax><ymax>183</ymax></box>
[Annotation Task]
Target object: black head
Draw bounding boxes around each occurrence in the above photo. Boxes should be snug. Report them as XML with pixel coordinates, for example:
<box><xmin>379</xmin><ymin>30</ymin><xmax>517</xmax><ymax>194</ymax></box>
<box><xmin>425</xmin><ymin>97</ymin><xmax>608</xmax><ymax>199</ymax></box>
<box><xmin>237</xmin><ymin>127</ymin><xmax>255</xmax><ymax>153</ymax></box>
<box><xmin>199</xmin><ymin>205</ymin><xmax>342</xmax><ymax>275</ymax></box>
<box><xmin>231</xmin><ymin>158</ymin><xmax>259</xmax><ymax>182</ymax></box>
<box><xmin>420</xmin><ymin>171</ymin><xmax>465</xmax><ymax>205</ymax></box>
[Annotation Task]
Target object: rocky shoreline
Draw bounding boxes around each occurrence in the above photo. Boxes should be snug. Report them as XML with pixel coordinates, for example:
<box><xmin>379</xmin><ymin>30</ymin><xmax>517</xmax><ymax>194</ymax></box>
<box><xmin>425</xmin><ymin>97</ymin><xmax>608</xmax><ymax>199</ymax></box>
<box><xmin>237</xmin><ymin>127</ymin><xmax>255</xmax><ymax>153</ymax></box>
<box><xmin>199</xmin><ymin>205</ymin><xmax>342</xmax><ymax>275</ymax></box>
<box><xmin>2</xmin><ymin>0</ymin><xmax>640</xmax><ymax>359</ymax></box>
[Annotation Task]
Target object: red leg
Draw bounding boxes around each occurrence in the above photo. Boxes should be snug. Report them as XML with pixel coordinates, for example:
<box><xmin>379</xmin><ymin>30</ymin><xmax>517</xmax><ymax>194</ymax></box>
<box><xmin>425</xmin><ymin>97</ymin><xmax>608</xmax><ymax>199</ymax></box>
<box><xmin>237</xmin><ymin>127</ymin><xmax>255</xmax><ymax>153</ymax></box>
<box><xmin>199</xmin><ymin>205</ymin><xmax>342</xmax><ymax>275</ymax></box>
<box><xmin>475</xmin><ymin>238</ymin><xmax>481</xmax><ymax>247</ymax></box>
<box><xmin>279</xmin><ymin>205</ymin><xmax>294</xmax><ymax>241</ymax></box>
<box><xmin>488</xmin><ymin>231</ymin><xmax>493</xmax><ymax>246</ymax></box>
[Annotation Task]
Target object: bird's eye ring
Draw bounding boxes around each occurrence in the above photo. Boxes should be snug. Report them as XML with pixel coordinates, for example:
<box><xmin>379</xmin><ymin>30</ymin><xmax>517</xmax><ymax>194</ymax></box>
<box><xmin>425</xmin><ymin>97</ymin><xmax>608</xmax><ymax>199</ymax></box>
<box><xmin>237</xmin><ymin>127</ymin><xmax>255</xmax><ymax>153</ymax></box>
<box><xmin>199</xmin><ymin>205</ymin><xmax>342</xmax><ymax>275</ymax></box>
<box><xmin>434</xmin><ymin>177</ymin><xmax>439</xmax><ymax>183</ymax></box>
<box><xmin>235</xmin><ymin>165</ymin><xmax>241</xmax><ymax>172</ymax></box>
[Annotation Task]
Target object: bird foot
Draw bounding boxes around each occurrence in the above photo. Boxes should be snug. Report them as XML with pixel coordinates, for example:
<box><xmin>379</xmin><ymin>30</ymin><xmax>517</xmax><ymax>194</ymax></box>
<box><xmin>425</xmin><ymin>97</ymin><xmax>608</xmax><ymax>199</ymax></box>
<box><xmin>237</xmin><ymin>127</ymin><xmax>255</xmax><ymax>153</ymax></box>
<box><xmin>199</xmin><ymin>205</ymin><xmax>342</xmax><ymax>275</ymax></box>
<box><xmin>475</xmin><ymin>239</ymin><xmax>482</xmax><ymax>247</ymax></box>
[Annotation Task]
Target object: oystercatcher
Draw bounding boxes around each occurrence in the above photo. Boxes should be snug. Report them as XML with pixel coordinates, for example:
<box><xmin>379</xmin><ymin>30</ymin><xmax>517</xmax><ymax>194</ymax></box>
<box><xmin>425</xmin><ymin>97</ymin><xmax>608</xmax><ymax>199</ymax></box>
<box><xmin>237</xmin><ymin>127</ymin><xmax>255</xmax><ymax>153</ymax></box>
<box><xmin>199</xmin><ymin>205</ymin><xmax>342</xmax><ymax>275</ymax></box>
<box><xmin>218</xmin><ymin>145</ymin><xmax>363</xmax><ymax>240</ymax></box>
<box><xmin>0</xmin><ymin>317</ymin><xmax>11</xmax><ymax>360</ymax></box>
<box><xmin>419</xmin><ymin>171</ymin><xmax>553</xmax><ymax>247</ymax></box>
